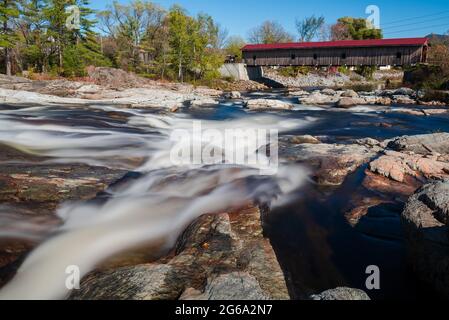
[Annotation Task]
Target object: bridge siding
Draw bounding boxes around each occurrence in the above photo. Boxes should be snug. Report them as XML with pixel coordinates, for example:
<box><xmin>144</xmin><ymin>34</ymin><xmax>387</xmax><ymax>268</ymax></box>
<box><xmin>243</xmin><ymin>46</ymin><xmax>424</xmax><ymax>67</ymax></box>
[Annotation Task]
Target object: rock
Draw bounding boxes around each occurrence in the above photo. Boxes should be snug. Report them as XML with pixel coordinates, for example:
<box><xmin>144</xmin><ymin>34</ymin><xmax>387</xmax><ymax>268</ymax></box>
<box><xmin>280</xmin><ymin>143</ymin><xmax>378</xmax><ymax>185</ymax></box>
<box><xmin>387</xmin><ymin>108</ymin><xmax>425</xmax><ymax>116</ymax></box>
<box><xmin>310</xmin><ymin>287</ymin><xmax>370</xmax><ymax>300</ymax></box>
<box><xmin>180</xmin><ymin>272</ymin><xmax>269</xmax><ymax>300</ymax></box>
<box><xmin>225</xmin><ymin>91</ymin><xmax>241</xmax><ymax>99</ymax></box>
<box><xmin>336</xmin><ymin>97</ymin><xmax>367</xmax><ymax>108</ymax></box>
<box><xmin>245</xmin><ymin>99</ymin><xmax>294</xmax><ymax>110</ymax></box>
<box><xmin>393</xmin><ymin>95</ymin><xmax>416</xmax><ymax>105</ymax></box>
<box><xmin>86</xmin><ymin>66</ymin><xmax>149</xmax><ymax>89</ymax></box>
<box><xmin>188</xmin><ymin>97</ymin><xmax>219</xmax><ymax>107</ymax></box>
<box><xmin>355</xmin><ymin>138</ymin><xmax>381</xmax><ymax>147</ymax></box>
<box><xmin>290</xmin><ymin>135</ymin><xmax>321</xmax><ymax>145</ymax></box>
<box><xmin>71</xmin><ymin>264</ymin><xmax>181</xmax><ymax>300</ymax></box>
<box><xmin>299</xmin><ymin>92</ymin><xmax>339</xmax><ymax>105</ymax></box>
<box><xmin>72</xmin><ymin>206</ymin><xmax>290</xmax><ymax>300</ymax></box>
<box><xmin>394</xmin><ymin>87</ymin><xmax>416</xmax><ymax>97</ymax></box>
<box><xmin>193</xmin><ymin>87</ymin><xmax>223</xmax><ymax>97</ymax></box>
<box><xmin>341</xmin><ymin>89</ymin><xmax>359</xmax><ymax>98</ymax></box>
<box><xmin>0</xmin><ymin>87</ymin><xmax>214</xmax><ymax>110</ymax></box>
<box><xmin>421</xmin><ymin>109</ymin><xmax>449</xmax><ymax>116</ymax></box>
<box><xmin>263</xmin><ymin>69</ymin><xmax>351</xmax><ymax>88</ymax></box>
<box><xmin>321</xmin><ymin>88</ymin><xmax>337</xmax><ymax>96</ymax></box>
<box><xmin>401</xmin><ymin>180</ymin><xmax>449</xmax><ymax>297</ymax></box>
<box><xmin>387</xmin><ymin>133</ymin><xmax>449</xmax><ymax>155</ymax></box>
<box><xmin>289</xmin><ymin>90</ymin><xmax>310</xmax><ymax>96</ymax></box>
<box><xmin>376</xmin><ymin>97</ymin><xmax>392</xmax><ymax>105</ymax></box>
<box><xmin>0</xmin><ymin>162</ymin><xmax>126</xmax><ymax>205</ymax></box>
<box><xmin>368</xmin><ymin>150</ymin><xmax>449</xmax><ymax>183</ymax></box>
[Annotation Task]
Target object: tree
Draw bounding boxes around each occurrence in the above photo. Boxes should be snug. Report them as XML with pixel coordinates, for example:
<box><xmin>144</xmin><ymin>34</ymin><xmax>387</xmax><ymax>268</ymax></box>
<box><xmin>167</xmin><ymin>5</ymin><xmax>191</xmax><ymax>81</ymax></box>
<box><xmin>295</xmin><ymin>15</ymin><xmax>325</xmax><ymax>42</ymax></box>
<box><xmin>248</xmin><ymin>20</ymin><xmax>293</xmax><ymax>44</ymax></box>
<box><xmin>330</xmin><ymin>22</ymin><xmax>351</xmax><ymax>41</ymax></box>
<box><xmin>97</xmin><ymin>0</ymin><xmax>166</xmax><ymax>71</ymax></box>
<box><xmin>0</xmin><ymin>0</ymin><xmax>19</xmax><ymax>75</ymax></box>
<box><xmin>166</xmin><ymin>7</ymin><xmax>223</xmax><ymax>82</ymax></box>
<box><xmin>332</xmin><ymin>17</ymin><xmax>382</xmax><ymax>40</ymax></box>
<box><xmin>225</xmin><ymin>35</ymin><xmax>245</xmax><ymax>62</ymax></box>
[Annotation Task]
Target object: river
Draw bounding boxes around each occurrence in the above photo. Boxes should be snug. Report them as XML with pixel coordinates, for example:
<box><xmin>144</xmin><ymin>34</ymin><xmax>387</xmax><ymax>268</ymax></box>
<box><xmin>0</xmin><ymin>90</ymin><xmax>448</xmax><ymax>300</ymax></box>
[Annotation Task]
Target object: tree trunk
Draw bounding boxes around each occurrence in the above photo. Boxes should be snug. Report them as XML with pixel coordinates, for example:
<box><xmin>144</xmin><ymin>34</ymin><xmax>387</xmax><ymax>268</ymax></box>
<box><xmin>3</xmin><ymin>17</ymin><xmax>11</xmax><ymax>76</ymax></box>
<box><xmin>178</xmin><ymin>53</ymin><xmax>183</xmax><ymax>82</ymax></box>
<box><xmin>5</xmin><ymin>48</ymin><xmax>11</xmax><ymax>76</ymax></box>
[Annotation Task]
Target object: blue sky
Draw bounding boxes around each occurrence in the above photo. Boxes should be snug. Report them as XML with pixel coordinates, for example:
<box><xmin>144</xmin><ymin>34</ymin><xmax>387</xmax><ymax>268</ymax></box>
<box><xmin>90</xmin><ymin>0</ymin><xmax>449</xmax><ymax>40</ymax></box>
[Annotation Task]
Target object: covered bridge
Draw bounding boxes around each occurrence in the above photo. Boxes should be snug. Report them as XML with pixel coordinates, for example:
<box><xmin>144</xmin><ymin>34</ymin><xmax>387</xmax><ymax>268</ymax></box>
<box><xmin>242</xmin><ymin>38</ymin><xmax>429</xmax><ymax>67</ymax></box>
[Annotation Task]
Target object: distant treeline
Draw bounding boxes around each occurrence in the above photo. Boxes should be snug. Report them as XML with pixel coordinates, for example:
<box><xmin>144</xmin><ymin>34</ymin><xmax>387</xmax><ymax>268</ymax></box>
<box><xmin>1</xmin><ymin>0</ymin><xmax>446</xmax><ymax>84</ymax></box>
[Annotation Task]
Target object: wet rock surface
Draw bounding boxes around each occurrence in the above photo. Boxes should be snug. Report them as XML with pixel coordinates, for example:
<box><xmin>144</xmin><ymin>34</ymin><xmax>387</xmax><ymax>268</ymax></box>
<box><xmin>71</xmin><ymin>206</ymin><xmax>290</xmax><ymax>300</ymax></box>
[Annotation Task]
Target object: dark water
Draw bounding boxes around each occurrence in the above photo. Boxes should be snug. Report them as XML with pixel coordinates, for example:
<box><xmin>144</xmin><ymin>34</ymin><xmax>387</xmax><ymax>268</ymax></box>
<box><xmin>1</xmin><ymin>93</ymin><xmax>449</xmax><ymax>300</ymax></box>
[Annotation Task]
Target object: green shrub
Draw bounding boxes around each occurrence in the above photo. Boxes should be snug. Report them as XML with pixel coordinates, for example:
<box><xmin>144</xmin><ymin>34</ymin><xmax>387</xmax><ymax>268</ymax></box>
<box><xmin>278</xmin><ymin>66</ymin><xmax>311</xmax><ymax>77</ymax></box>
<box><xmin>355</xmin><ymin>66</ymin><xmax>376</xmax><ymax>80</ymax></box>
<box><xmin>403</xmin><ymin>64</ymin><xmax>449</xmax><ymax>90</ymax></box>
<box><xmin>337</xmin><ymin>66</ymin><xmax>350</xmax><ymax>75</ymax></box>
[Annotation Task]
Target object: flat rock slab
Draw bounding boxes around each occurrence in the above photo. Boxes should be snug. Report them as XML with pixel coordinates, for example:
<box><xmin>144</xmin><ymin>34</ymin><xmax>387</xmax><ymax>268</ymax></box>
<box><xmin>280</xmin><ymin>142</ymin><xmax>379</xmax><ymax>185</ymax></box>
<box><xmin>0</xmin><ymin>163</ymin><xmax>126</xmax><ymax>205</ymax></box>
<box><xmin>388</xmin><ymin>133</ymin><xmax>449</xmax><ymax>155</ymax></box>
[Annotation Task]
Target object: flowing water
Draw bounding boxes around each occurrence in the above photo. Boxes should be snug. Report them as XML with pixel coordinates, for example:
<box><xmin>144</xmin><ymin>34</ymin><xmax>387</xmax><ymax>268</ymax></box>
<box><xmin>0</xmin><ymin>91</ymin><xmax>448</xmax><ymax>300</ymax></box>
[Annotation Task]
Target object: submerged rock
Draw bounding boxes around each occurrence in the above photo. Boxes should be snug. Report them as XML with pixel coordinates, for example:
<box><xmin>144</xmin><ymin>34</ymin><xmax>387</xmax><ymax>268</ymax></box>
<box><xmin>310</xmin><ymin>287</ymin><xmax>370</xmax><ymax>300</ymax></box>
<box><xmin>71</xmin><ymin>206</ymin><xmax>290</xmax><ymax>300</ymax></box>
<box><xmin>402</xmin><ymin>180</ymin><xmax>449</xmax><ymax>297</ymax></box>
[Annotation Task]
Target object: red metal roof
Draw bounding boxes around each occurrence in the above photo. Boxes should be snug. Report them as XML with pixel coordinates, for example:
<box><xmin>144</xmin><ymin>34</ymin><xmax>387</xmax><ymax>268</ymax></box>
<box><xmin>242</xmin><ymin>38</ymin><xmax>428</xmax><ymax>51</ymax></box>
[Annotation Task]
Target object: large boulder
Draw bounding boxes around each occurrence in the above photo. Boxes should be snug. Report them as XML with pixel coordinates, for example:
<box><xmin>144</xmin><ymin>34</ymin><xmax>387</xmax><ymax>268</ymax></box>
<box><xmin>310</xmin><ymin>287</ymin><xmax>370</xmax><ymax>300</ymax></box>
<box><xmin>341</xmin><ymin>89</ymin><xmax>359</xmax><ymax>98</ymax></box>
<box><xmin>402</xmin><ymin>180</ymin><xmax>449</xmax><ymax>297</ymax></box>
<box><xmin>336</xmin><ymin>97</ymin><xmax>367</xmax><ymax>108</ymax></box>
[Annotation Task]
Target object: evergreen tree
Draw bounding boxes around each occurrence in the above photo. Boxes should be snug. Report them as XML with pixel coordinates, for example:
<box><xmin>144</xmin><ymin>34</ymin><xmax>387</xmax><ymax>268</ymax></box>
<box><xmin>0</xmin><ymin>0</ymin><xmax>19</xmax><ymax>75</ymax></box>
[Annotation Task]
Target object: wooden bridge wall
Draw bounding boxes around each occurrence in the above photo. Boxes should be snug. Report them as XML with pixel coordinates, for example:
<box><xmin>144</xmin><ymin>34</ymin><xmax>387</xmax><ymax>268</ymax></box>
<box><xmin>243</xmin><ymin>46</ymin><xmax>424</xmax><ymax>67</ymax></box>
